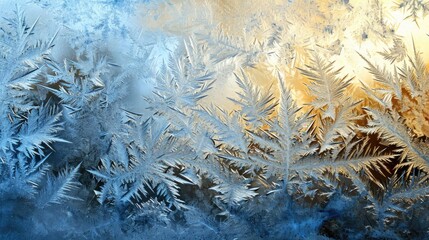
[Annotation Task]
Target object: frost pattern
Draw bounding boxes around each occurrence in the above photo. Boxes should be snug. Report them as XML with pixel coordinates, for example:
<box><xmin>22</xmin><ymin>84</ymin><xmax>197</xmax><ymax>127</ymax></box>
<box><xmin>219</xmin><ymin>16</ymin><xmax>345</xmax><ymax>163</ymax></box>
<box><xmin>1</xmin><ymin>1</ymin><xmax>429</xmax><ymax>239</ymax></box>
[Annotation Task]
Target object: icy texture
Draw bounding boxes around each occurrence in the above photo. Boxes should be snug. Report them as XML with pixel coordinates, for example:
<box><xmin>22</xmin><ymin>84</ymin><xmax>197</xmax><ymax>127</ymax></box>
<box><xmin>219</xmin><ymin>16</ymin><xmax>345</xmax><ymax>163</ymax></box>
<box><xmin>1</xmin><ymin>1</ymin><xmax>429</xmax><ymax>239</ymax></box>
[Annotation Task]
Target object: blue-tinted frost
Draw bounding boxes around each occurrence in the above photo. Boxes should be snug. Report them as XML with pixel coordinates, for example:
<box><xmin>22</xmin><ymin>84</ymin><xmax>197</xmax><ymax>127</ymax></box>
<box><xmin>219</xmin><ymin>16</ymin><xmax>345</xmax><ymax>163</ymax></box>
<box><xmin>0</xmin><ymin>1</ymin><xmax>429</xmax><ymax>240</ymax></box>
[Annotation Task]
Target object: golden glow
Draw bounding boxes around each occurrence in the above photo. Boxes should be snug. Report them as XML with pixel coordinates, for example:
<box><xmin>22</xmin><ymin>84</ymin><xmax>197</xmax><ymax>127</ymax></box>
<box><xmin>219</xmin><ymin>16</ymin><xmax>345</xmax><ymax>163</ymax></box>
<box><xmin>215</xmin><ymin>0</ymin><xmax>429</xmax><ymax>106</ymax></box>
<box><xmin>137</xmin><ymin>0</ymin><xmax>429</xmax><ymax>129</ymax></box>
